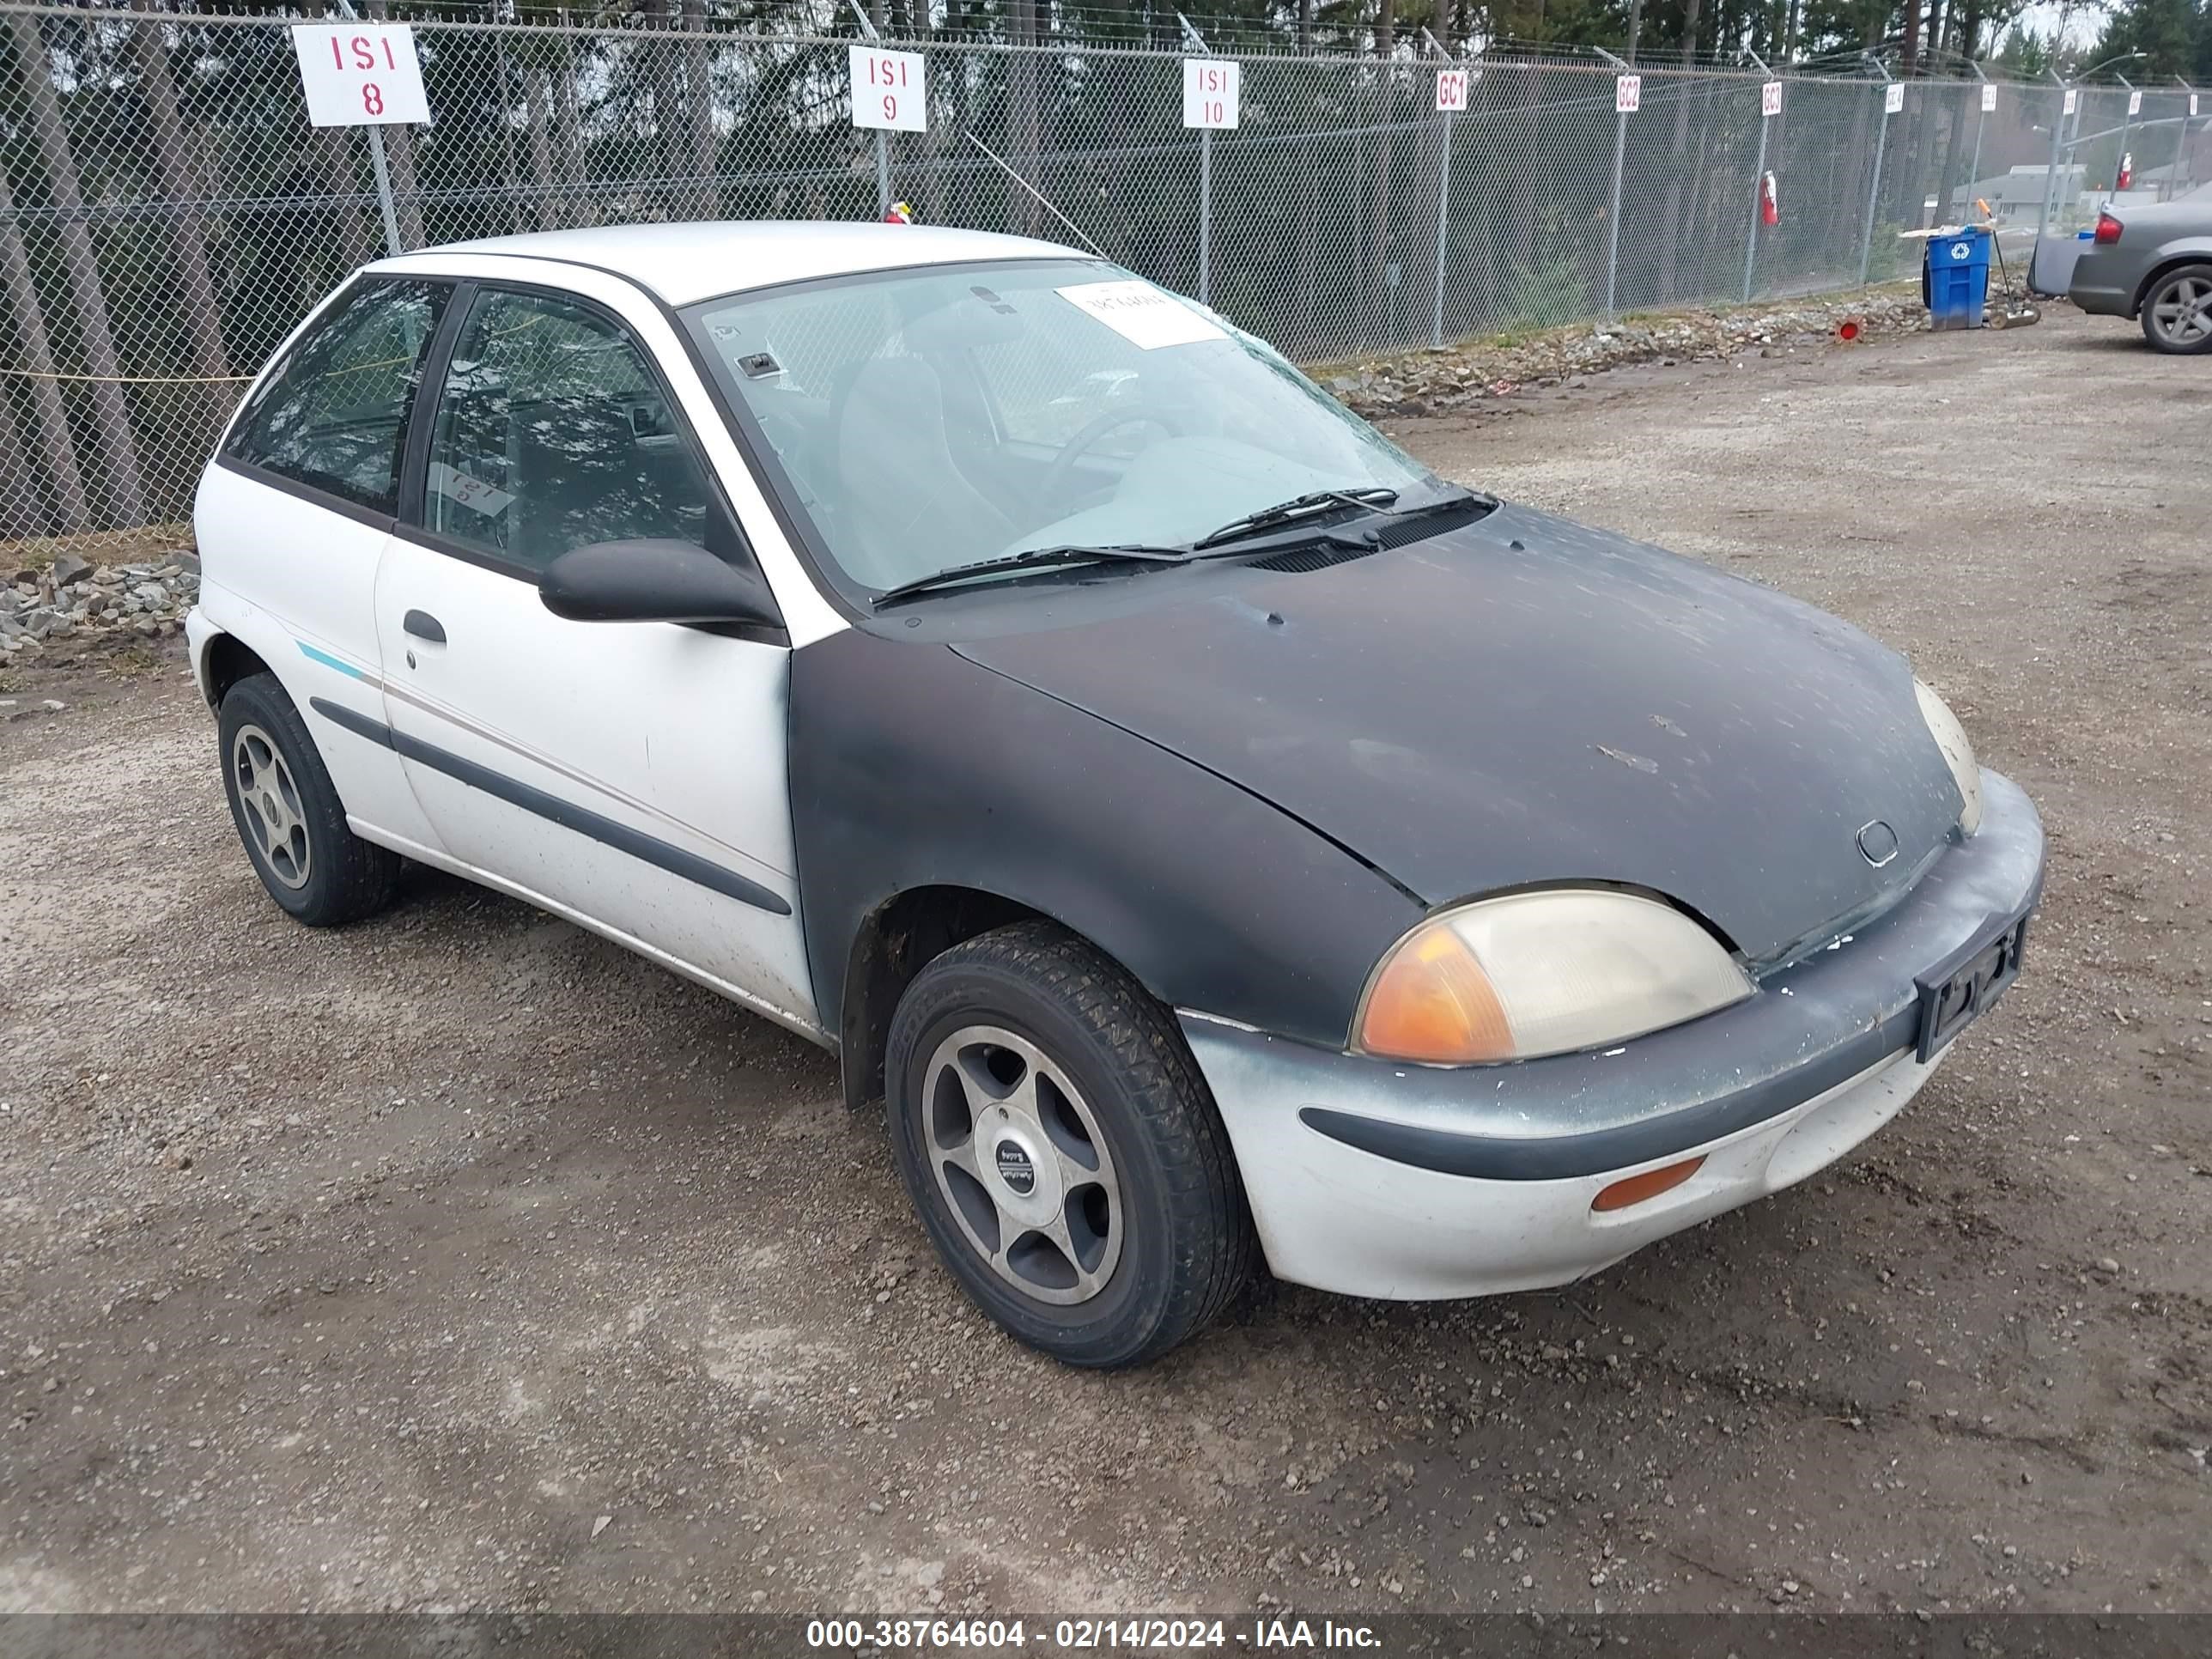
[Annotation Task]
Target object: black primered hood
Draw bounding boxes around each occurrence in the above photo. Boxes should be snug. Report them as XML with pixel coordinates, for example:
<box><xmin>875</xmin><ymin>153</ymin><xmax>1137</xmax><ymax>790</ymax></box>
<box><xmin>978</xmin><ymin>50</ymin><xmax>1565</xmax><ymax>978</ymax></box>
<box><xmin>951</xmin><ymin>501</ymin><xmax>1967</xmax><ymax>969</ymax></box>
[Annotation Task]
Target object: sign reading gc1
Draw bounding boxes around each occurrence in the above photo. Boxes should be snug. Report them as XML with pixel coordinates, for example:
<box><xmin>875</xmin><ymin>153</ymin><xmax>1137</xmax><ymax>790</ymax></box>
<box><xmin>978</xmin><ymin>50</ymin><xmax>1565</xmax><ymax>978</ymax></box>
<box><xmin>849</xmin><ymin>45</ymin><xmax>927</xmax><ymax>132</ymax></box>
<box><xmin>289</xmin><ymin>22</ymin><xmax>428</xmax><ymax>127</ymax></box>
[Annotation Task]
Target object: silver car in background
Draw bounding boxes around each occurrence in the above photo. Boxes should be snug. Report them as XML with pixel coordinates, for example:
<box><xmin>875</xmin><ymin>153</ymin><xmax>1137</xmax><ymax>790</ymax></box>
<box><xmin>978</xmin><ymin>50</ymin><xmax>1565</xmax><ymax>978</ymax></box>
<box><xmin>2069</xmin><ymin>182</ymin><xmax>2212</xmax><ymax>354</ymax></box>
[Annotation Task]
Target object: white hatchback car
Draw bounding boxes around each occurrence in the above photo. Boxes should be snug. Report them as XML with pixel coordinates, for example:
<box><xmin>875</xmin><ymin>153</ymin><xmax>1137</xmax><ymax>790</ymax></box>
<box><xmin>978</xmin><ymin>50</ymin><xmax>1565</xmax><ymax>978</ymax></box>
<box><xmin>190</xmin><ymin>222</ymin><xmax>2040</xmax><ymax>1368</ymax></box>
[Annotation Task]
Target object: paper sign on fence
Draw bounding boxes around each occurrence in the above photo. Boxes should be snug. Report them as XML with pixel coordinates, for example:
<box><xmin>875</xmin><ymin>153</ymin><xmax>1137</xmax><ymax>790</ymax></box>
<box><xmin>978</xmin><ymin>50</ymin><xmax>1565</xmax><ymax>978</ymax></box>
<box><xmin>1436</xmin><ymin>68</ymin><xmax>1470</xmax><ymax>112</ymax></box>
<box><xmin>290</xmin><ymin>23</ymin><xmax>428</xmax><ymax>127</ymax></box>
<box><xmin>1058</xmin><ymin>281</ymin><xmax>1225</xmax><ymax>349</ymax></box>
<box><xmin>1614</xmin><ymin>74</ymin><xmax>1641</xmax><ymax>113</ymax></box>
<box><xmin>1182</xmin><ymin>59</ymin><xmax>1240</xmax><ymax>129</ymax></box>
<box><xmin>850</xmin><ymin>46</ymin><xmax>927</xmax><ymax>131</ymax></box>
<box><xmin>1760</xmin><ymin>81</ymin><xmax>1782</xmax><ymax>118</ymax></box>
<box><xmin>1884</xmin><ymin>82</ymin><xmax>1905</xmax><ymax>114</ymax></box>
<box><xmin>1981</xmin><ymin>83</ymin><xmax>1998</xmax><ymax>112</ymax></box>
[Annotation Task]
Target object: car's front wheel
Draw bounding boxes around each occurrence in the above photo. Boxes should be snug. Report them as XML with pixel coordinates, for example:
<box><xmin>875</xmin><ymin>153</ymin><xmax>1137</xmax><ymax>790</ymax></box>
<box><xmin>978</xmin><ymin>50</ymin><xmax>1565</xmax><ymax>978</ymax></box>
<box><xmin>2141</xmin><ymin>263</ymin><xmax>2212</xmax><ymax>354</ymax></box>
<box><xmin>884</xmin><ymin>921</ymin><xmax>1256</xmax><ymax>1368</ymax></box>
<box><xmin>218</xmin><ymin>672</ymin><xmax>402</xmax><ymax>927</ymax></box>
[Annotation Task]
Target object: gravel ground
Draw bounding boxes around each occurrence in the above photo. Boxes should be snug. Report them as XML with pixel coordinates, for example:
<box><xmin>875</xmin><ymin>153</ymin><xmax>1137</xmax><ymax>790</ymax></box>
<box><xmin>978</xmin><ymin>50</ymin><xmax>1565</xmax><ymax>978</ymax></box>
<box><xmin>2</xmin><ymin>302</ymin><xmax>2207</xmax><ymax>1619</ymax></box>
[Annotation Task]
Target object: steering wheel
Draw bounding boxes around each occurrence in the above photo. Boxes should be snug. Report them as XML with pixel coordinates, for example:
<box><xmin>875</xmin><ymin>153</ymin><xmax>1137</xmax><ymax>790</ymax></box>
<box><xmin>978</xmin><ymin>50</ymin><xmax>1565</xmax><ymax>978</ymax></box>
<box><xmin>1038</xmin><ymin>407</ymin><xmax>1183</xmax><ymax>503</ymax></box>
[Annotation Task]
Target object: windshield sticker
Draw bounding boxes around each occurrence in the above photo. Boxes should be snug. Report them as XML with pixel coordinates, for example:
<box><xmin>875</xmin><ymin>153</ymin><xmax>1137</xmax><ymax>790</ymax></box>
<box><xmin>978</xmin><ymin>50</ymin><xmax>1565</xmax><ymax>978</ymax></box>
<box><xmin>428</xmin><ymin>460</ymin><xmax>514</xmax><ymax>519</ymax></box>
<box><xmin>1056</xmin><ymin>280</ymin><xmax>1226</xmax><ymax>349</ymax></box>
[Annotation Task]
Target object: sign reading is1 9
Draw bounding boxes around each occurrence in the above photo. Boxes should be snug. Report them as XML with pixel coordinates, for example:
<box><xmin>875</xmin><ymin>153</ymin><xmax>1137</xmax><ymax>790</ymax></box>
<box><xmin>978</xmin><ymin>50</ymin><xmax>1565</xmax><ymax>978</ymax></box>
<box><xmin>850</xmin><ymin>46</ymin><xmax>927</xmax><ymax>132</ymax></box>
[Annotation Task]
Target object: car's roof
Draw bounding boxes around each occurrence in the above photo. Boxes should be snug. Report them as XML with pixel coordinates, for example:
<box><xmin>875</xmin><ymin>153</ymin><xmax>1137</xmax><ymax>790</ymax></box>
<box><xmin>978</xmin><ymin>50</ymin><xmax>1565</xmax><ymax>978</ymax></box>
<box><xmin>394</xmin><ymin>221</ymin><xmax>1088</xmax><ymax>307</ymax></box>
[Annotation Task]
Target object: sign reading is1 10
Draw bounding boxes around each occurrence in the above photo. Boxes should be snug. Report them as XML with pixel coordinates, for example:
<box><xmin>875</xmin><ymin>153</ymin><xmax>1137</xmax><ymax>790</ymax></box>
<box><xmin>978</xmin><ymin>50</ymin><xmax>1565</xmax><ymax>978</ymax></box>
<box><xmin>1183</xmin><ymin>59</ymin><xmax>1241</xmax><ymax>129</ymax></box>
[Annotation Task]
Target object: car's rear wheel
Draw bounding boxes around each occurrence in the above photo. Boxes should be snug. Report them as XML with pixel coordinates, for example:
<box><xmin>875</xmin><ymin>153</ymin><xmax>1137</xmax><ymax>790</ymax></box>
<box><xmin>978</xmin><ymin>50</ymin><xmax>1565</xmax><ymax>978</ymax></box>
<box><xmin>884</xmin><ymin>921</ymin><xmax>1256</xmax><ymax>1368</ymax></box>
<box><xmin>218</xmin><ymin>672</ymin><xmax>402</xmax><ymax>927</ymax></box>
<box><xmin>2141</xmin><ymin>264</ymin><xmax>2212</xmax><ymax>354</ymax></box>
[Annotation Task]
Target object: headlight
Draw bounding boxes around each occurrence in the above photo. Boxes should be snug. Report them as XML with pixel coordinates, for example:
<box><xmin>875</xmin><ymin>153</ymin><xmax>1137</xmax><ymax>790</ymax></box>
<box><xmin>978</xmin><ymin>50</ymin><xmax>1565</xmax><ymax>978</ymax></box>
<box><xmin>1354</xmin><ymin>890</ymin><xmax>1753</xmax><ymax>1065</ymax></box>
<box><xmin>1914</xmin><ymin>678</ymin><xmax>1983</xmax><ymax>836</ymax></box>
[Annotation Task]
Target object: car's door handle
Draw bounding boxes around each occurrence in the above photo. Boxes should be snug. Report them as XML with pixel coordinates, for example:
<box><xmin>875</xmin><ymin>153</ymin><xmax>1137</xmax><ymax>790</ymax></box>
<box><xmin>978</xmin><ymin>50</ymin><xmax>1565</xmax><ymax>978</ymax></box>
<box><xmin>403</xmin><ymin>610</ymin><xmax>447</xmax><ymax>644</ymax></box>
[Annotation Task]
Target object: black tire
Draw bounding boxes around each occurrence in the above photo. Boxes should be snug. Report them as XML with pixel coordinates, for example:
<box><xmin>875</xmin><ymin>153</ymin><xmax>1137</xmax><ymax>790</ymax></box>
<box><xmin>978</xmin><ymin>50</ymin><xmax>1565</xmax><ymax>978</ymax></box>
<box><xmin>2140</xmin><ymin>263</ymin><xmax>2212</xmax><ymax>355</ymax></box>
<box><xmin>884</xmin><ymin>921</ymin><xmax>1257</xmax><ymax>1369</ymax></box>
<box><xmin>217</xmin><ymin>672</ymin><xmax>402</xmax><ymax>927</ymax></box>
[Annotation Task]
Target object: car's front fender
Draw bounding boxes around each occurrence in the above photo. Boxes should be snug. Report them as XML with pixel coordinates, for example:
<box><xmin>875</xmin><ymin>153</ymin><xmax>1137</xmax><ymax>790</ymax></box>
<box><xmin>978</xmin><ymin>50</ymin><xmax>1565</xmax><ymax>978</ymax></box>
<box><xmin>787</xmin><ymin>628</ymin><xmax>1425</xmax><ymax>1071</ymax></box>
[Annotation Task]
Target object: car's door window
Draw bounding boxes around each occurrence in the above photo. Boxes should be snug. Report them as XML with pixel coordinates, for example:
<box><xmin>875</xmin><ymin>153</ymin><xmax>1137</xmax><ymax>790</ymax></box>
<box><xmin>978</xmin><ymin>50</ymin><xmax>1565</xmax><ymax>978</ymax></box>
<box><xmin>224</xmin><ymin>278</ymin><xmax>449</xmax><ymax>514</ymax></box>
<box><xmin>423</xmin><ymin>289</ymin><xmax>717</xmax><ymax>571</ymax></box>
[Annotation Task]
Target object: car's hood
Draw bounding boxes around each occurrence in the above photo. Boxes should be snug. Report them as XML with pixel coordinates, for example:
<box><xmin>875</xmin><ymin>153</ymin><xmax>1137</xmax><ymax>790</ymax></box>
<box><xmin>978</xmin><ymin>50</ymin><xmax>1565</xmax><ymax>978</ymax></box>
<box><xmin>951</xmin><ymin>501</ymin><xmax>1967</xmax><ymax>969</ymax></box>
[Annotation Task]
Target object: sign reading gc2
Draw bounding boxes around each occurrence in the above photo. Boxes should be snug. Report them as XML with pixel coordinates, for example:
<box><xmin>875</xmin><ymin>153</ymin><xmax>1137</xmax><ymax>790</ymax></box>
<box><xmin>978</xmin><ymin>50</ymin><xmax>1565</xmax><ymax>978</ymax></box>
<box><xmin>289</xmin><ymin>22</ymin><xmax>428</xmax><ymax>128</ymax></box>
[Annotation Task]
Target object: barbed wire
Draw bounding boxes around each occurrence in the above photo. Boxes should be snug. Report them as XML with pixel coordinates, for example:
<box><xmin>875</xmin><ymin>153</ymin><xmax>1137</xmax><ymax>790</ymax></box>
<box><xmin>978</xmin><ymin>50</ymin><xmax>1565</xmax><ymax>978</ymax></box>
<box><xmin>21</xmin><ymin>0</ymin><xmax>2154</xmax><ymax>79</ymax></box>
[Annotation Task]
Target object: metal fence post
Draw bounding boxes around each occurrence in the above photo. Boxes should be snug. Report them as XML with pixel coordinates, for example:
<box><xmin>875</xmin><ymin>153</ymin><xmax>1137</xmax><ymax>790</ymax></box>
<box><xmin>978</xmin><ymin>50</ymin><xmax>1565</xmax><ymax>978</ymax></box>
<box><xmin>2111</xmin><ymin>74</ymin><xmax>2136</xmax><ymax>205</ymax></box>
<box><xmin>2036</xmin><ymin>73</ymin><xmax>2068</xmax><ymax>245</ymax></box>
<box><xmin>1742</xmin><ymin>51</ymin><xmax>1771</xmax><ymax>305</ymax></box>
<box><xmin>1859</xmin><ymin>58</ymin><xmax>1894</xmax><ymax>286</ymax></box>
<box><xmin>1595</xmin><ymin>46</ymin><xmax>1628</xmax><ymax>317</ymax></box>
<box><xmin>1200</xmin><ymin>131</ymin><xmax>1212</xmax><ymax>302</ymax></box>
<box><xmin>1177</xmin><ymin>13</ymin><xmax>1214</xmax><ymax>304</ymax></box>
<box><xmin>2179</xmin><ymin>79</ymin><xmax>2203</xmax><ymax>198</ymax></box>
<box><xmin>332</xmin><ymin>0</ymin><xmax>404</xmax><ymax>253</ymax></box>
<box><xmin>848</xmin><ymin>0</ymin><xmax>890</xmax><ymax>216</ymax></box>
<box><xmin>1967</xmin><ymin>62</ymin><xmax>1990</xmax><ymax>217</ymax></box>
<box><xmin>364</xmin><ymin>129</ymin><xmax>404</xmax><ymax>255</ymax></box>
<box><xmin>1424</xmin><ymin>31</ymin><xmax>1458</xmax><ymax>350</ymax></box>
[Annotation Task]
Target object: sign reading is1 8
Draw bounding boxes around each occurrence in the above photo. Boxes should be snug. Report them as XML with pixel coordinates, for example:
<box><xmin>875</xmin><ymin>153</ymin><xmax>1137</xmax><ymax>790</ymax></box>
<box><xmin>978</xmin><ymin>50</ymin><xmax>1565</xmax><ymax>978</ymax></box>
<box><xmin>289</xmin><ymin>22</ymin><xmax>428</xmax><ymax>127</ymax></box>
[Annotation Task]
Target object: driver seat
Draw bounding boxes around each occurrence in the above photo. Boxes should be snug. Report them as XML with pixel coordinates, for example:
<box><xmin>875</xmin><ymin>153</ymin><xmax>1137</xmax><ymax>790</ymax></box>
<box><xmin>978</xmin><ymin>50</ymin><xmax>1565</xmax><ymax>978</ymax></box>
<box><xmin>836</xmin><ymin>354</ymin><xmax>1019</xmax><ymax>589</ymax></box>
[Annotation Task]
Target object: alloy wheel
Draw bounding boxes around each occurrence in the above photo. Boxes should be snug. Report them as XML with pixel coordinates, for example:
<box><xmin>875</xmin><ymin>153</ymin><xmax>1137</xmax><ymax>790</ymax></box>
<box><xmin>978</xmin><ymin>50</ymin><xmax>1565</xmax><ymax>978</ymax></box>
<box><xmin>2149</xmin><ymin>274</ymin><xmax>2211</xmax><ymax>348</ymax></box>
<box><xmin>232</xmin><ymin>722</ymin><xmax>313</xmax><ymax>890</ymax></box>
<box><xmin>921</xmin><ymin>1024</ymin><xmax>1123</xmax><ymax>1305</ymax></box>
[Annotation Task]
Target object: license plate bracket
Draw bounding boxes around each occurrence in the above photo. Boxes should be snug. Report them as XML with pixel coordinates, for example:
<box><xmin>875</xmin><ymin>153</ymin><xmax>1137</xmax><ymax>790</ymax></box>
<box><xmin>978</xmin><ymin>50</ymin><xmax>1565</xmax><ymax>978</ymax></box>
<box><xmin>1914</xmin><ymin>909</ymin><xmax>2031</xmax><ymax>1062</ymax></box>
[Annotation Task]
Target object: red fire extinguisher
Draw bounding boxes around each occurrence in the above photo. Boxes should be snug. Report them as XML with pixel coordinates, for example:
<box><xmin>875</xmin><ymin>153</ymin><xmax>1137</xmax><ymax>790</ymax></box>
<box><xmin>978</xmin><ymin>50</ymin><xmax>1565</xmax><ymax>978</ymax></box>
<box><xmin>1760</xmin><ymin>171</ymin><xmax>1780</xmax><ymax>228</ymax></box>
<box><xmin>2117</xmin><ymin>153</ymin><xmax>2134</xmax><ymax>191</ymax></box>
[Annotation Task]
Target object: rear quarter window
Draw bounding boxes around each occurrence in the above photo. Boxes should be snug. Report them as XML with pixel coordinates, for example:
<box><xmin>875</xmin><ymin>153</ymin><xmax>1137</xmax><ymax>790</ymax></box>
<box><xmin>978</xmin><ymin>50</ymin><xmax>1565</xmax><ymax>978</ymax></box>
<box><xmin>224</xmin><ymin>278</ymin><xmax>450</xmax><ymax>515</ymax></box>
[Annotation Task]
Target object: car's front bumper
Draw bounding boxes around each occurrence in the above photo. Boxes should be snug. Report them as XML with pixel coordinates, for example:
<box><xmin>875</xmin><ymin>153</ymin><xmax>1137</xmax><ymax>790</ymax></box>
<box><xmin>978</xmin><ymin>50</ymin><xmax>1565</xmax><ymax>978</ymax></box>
<box><xmin>1180</xmin><ymin>767</ymin><xmax>2045</xmax><ymax>1301</ymax></box>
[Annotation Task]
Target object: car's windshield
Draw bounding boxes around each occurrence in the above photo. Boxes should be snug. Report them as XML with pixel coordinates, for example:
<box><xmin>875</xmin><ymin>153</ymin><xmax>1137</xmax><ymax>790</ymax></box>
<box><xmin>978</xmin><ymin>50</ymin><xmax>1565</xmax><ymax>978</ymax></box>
<box><xmin>685</xmin><ymin>258</ymin><xmax>1437</xmax><ymax>599</ymax></box>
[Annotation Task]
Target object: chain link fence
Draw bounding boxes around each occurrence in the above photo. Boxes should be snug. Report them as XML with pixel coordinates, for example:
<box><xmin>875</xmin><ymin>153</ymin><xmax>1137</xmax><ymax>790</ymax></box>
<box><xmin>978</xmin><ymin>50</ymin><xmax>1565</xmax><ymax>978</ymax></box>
<box><xmin>2</xmin><ymin>1</ymin><xmax>2204</xmax><ymax>556</ymax></box>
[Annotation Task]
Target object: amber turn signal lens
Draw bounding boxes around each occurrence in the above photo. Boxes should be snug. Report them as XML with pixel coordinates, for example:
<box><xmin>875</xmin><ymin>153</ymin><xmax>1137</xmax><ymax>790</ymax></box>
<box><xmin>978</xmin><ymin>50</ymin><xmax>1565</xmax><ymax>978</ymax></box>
<box><xmin>1357</xmin><ymin>925</ymin><xmax>1515</xmax><ymax>1064</ymax></box>
<box><xmin>1591</xmin><ymin>1157</ymin><xmax>1705</xmax><ymax>1213</ymax></box>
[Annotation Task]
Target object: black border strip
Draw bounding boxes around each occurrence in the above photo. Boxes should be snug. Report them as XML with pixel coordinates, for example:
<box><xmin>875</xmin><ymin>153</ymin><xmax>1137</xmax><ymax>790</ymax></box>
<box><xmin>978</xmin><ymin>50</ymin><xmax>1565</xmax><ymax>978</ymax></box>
<box><xmin>308</xmin><ymin>696</ymin><xmax>792</xmax><ymax>918</ymax></box>
<box><xmin>1297</xmin><ymin>1007</ymin><xmax>1920</xmax><ymax>1182</ymax></box>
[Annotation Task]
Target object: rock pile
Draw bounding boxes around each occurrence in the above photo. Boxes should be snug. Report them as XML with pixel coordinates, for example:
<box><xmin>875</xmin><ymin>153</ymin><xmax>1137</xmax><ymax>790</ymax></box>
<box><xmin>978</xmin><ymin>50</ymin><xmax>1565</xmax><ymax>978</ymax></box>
<box><xmin>0</xmin><ymin>550</ymin><xmax>199</xmax><ymax>658</ymax></box>
<box><xmin>1323</xmin><ymin>285</ymin><xmax>1929</xmax><ymax>420</ymax></box>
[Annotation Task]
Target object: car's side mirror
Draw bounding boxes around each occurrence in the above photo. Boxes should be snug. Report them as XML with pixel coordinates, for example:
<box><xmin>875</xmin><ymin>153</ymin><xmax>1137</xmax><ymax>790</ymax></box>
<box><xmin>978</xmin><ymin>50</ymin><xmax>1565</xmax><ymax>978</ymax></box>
<box><xmin>538</xmin><ymin>538</ymin><xmax>783</xmax><ymax>632</ymax></box>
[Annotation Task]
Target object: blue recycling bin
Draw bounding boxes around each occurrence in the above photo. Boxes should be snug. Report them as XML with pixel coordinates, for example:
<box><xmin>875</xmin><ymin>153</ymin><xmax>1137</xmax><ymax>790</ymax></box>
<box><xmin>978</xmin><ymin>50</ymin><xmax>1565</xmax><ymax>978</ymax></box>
<box><xmin>1923</xmin><ymin>227</ymin><xmax>1992</xmax><ymax>330</ymax></box>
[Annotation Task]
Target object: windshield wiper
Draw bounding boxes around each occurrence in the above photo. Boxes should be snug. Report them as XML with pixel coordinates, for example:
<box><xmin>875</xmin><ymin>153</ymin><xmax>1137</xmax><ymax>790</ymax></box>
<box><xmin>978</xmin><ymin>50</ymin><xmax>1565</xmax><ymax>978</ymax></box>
<box><xmin>872</xmin><ymin>544</ymin><xmax>1191</xmax><ymax>607</ymax></box>
<box><xmin>1194</xmin><ymin>484</ymin><xmax>1496</xmax><ymax>557</ymax></box>
<box><xmin>1195</xmin><ymin>487</ymin><xmax>1401</xmax><ymax>551</ymax></box>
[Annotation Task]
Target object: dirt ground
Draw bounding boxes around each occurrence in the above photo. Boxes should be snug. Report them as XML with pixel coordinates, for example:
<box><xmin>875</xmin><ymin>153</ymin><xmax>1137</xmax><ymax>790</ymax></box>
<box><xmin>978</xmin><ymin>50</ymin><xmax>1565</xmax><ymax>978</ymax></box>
<box><xmin>3</xmin><ymin>303</ymin><xmax>2207</xmax><ymax>1619</ymax></box>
